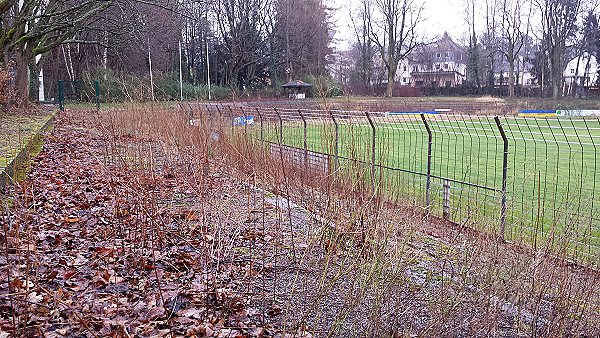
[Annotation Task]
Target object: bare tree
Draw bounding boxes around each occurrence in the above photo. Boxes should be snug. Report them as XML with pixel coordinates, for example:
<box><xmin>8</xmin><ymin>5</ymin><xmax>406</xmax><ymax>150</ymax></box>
<box><xmin>464</xmin><ymin>0</ymin><xmax>481</xmax><ymax>87</ymax></box>
<box><xmin>0</xmin><ymin>0</ymin><xmax>180</xmax><ymax>106</ymax></box>
<box><xmin>365</xmin><ymin>0</ymin><xmax>425</xmax><ymax>97</ymax></box>
<box><xmin>273</xmin><ymin>0</ymin><xmax>331</xmax><ymax>82</ymax></box>
<box><xmin>0</xmin><ymin>0</ymin><xmax>120</xmax><ymax>105</ymax></box>
<box><xmin>212</xmin><ymin>0</ymin><xmax>275</xmax><ymax>89</ymax></box>
<box><xmin>349</xmin><ymin>0</ymin><xmax>375</xmax><ymax>92</ymax></box>
<box><xmin>498</xmin><ymin>0</ymin><xmax>532</xmax><ymax>97</ymax></box>
<box><xmin>536</xmin><ymin>0</ymin><xmax>582</xmax><ymax>98</ymax></box>
<box><xmin>481</xmin><ymin>0</ymin><xmax>501</xmax><ymax>90</ymax></box>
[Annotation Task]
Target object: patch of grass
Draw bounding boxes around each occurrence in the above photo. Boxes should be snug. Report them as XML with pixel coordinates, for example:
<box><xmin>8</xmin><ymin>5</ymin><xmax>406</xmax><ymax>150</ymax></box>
<box><xmin>256</xmin><ymin>115</ymin><xmax>600</xmax><ymax>261</ymax></box>
<box><xmin>0</xmin><ymin>108</ymin><xmax>55</xmax><ymax>169</ymax></box>
<box><xmin>11</xmin><ymin>126</ymin><xmax>48</xmax><ymax>182</ymax></box>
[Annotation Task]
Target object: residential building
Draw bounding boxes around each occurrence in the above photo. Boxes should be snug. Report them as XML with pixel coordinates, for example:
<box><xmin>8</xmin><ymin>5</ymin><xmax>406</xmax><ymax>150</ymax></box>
<box><xmin>401</xmin><ymin>32</ymin><xmax>468</xmax><ymax>87</ymax></box>
<box><xmin>563</xmin><ymin>53</ymin><xmax>598</xmax><ymax>96</ymax></box>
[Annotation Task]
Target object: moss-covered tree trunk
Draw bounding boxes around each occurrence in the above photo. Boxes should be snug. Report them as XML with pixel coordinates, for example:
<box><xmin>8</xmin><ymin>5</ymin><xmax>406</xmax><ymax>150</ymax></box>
<box><xmin>13</xmin><ymin>47</ymin><xmax>33</xmax><ymax>107</ymax></box>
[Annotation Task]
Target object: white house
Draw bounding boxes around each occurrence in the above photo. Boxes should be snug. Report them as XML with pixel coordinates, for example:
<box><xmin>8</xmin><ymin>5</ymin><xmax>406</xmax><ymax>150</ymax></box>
<box><xmin>493</xmin><ymin>55</ymin><xmax>537</xmax><ymax>87</ymax></box>
<box><xmin>397</xmin><ymin>32</ymin><xmax>467</xmax><ymax>87</ymax></box>
<box><xmin>563</xmin><ymin>53</ymin><xmax>598</xmax><ymax>96</ymax></box>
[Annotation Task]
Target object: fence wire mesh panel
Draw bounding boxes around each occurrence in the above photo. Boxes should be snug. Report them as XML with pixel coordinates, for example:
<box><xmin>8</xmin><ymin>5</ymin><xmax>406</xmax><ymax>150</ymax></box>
<box><xmin>192</xmin><ymin>105</ymin><xmax>600</xmax><ymax>268</ymax></box>
<box><xmin>502</xmin><ymin>117</ymin><xmax>600</xmax><ymax>265</ymax></box>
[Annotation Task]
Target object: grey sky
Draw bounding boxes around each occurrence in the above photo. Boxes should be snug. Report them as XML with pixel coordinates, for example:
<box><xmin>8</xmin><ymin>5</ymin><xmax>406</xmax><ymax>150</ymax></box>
<box><xmin>326</xmin><ymin>0</ymin><xmax>472</xmax><ymax>50</ymax></box>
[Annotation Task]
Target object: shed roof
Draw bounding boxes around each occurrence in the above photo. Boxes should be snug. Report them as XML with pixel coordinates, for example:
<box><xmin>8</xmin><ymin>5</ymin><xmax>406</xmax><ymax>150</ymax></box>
<box><xmin>281</xmin><ymin>80</ymin><xmax>313</xmax><ymax>88</ymax></box>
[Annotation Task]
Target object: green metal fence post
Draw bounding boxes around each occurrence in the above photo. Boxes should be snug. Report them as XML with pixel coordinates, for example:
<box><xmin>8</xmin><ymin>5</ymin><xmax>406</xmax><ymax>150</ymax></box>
<box><xmin>365</xmin><ymin>111</ymin><xmax>376</xmax><ymax>192</ymax></box>
<box><xmin>58</xmin><ymin>80</ymin><xmax>64</xmax><ymax>111</ymax></box>
<box><xmin>421</xmin><ymin>113</ymin><xmax>433</xmax><ymax>212</ymax></box>
<box><xmin>494</xmin><ymin>116</ymin><xmax>509</xmax><ymax>241</ymax></box>
<box><xmin>94</xmin><ymin>80</ymin><xmax>100</xmax><ymax>110</ymax></box>
<box><xmin>330</xmin><ymin>110</ymin><xmax>339</xmax><ymax>179</ymax></box>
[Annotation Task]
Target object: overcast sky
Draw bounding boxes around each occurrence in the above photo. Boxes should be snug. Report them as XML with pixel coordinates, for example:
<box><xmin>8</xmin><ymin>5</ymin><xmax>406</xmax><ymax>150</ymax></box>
<box><xmin>326</xmin><ymin>0</ymin><xmax>474</xmax><ymax>50</ymax></box>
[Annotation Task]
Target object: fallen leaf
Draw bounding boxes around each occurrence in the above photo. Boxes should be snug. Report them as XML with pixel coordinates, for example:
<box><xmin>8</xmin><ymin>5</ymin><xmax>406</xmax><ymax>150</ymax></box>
<box><xmin>145</xmin><ymin>307</ymin><xmax>166</xmax><ymax>322</ymax></box>
<box><xmin>65</xmin><ymin>215</ymin><xmax>81</xmax><ymax>223</ymax></box>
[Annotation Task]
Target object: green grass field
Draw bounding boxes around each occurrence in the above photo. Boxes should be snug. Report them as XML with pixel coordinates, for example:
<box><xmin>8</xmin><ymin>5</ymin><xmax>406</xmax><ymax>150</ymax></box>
<box><xmin>253</xmin><ymin>114</ymin><xmax>600</xmax><ymax>264</ymax></box>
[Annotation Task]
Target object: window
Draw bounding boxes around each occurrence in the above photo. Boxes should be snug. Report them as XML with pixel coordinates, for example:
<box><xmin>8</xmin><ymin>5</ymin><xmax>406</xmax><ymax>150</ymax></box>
<box><xmin>445</xmin><ymin>52</ymin><xmax>450</xmax><ymax>57</ymax></box>
<box><xmin>413</xmin><ymin>66</ymin><xmax>418</xmax><ymax>72</ymax></box>
<box><xmin>403</xmin><ymin>77</ymin><xmax>408</xmax><ymax>83</ymax></box>
<box><xmin>570</xmin><ymin>69</ymin><xmax>575</xmax><ymax>74</ymax></box>
<box><xmin>443</xmin><ymin>63</ymin><xmax>448</xmax><ymax>69</ymax></box>
<box><xmin>437</xmin><ymin>53</ymin><xmax>442</xmax><ymax>58</ymax></box>
<box><xmin>403</xmin><ymin>66</ymin><xmax>407</xmax><ymax>71</ymax></box>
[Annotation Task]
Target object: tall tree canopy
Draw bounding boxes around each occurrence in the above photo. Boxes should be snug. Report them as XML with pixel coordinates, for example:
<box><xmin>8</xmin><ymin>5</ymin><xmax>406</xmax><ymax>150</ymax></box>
<box><xmin>365</xmin><ymin>0</ymin><xmax>425</xmax><ymax>97</ymax></box>
<box><xmin>273</xmin><ymin>0</ymin><xmax>331</xmax><ymax>82</ymax></box>
<box><xmin>1</xmin><ymin>0</ymin><xmax>122</xmax><ymax>104</ymax></box>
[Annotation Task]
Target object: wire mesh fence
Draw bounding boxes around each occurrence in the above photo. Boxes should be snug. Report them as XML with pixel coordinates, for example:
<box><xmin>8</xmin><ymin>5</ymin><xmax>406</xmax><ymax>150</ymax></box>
<box><xmin>184</xmin><ymin>103</ymin><xmax>600</xmax><ymax>268</ymax></box>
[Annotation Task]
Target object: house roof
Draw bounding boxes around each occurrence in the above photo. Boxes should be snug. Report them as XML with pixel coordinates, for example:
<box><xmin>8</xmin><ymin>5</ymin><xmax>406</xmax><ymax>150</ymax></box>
<box><xmin>412</xmin><ymin>71</ymin><xmax>464</xmax><ymax>76</ymax></box>
<box><xmin>281</xmin><ymin>80</ymin><xmax>313</xmax><ymax>88</ymax></box>
<box><xmin>410</xmin><ymin>32</ymin><xmax>466</xmax><ymax>64</ymax></box>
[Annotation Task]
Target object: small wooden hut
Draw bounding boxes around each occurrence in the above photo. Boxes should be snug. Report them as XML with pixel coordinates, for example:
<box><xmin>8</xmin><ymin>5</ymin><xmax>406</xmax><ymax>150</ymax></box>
<box><xmin>281</xmin><ymin>80</ymin><xmax>312</xmax><ymax>99</ymax></box>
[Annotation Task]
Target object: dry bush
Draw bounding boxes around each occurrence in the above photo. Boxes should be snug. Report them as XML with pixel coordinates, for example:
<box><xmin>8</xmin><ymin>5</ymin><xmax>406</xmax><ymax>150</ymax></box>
<box><xmin>0</xmin><ymin>66</ymin><xmax>15</xmax><ymax>108</ymax></box>
<box><xmin>55</xmin><ymin>103</ymin><xmax>600</xmax><ymax>337</ymax></box>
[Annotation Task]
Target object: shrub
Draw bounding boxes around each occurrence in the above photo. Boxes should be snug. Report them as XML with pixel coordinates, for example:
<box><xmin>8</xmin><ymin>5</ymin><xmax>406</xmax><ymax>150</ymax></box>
<box><xmin>304</xmin><ymin>75</ymin><xmax>343</xmax><ymax>98</ymax></box>
<box><xmin>0</xmin><ymin>66</ymin><xmax>15</xmax><ymax>109</ymax></box>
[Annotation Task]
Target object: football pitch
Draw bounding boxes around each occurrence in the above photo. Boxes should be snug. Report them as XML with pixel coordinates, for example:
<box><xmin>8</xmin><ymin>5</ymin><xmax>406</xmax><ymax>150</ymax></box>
<box><xmin>255</xmin><ymin>113</ymin><xmax>600</xmax><ymax>262</ymax></box>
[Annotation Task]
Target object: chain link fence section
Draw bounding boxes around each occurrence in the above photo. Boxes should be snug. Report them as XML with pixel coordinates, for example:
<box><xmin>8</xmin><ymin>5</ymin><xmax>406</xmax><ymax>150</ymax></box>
<box><xmin>187</xmin><ymin>104</ymin><xmax>600</xmax><ymax>268</ymax></box>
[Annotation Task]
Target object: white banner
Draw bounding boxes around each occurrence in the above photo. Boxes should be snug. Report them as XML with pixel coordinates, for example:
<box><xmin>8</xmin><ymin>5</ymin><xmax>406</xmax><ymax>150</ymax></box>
<box><xmin>557</xmin><ymin>110</ymin><xmax>600</xmax><ymax>117</ymax></box>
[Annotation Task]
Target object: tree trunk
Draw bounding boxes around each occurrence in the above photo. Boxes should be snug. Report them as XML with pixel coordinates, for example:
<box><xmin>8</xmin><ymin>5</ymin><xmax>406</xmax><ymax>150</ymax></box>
<box><xmin>386</xmin><ymin>68</ymin><xmax>395</xmax><ymax>97</ymax></box>
<box><xmin>551</xmin><ymin>50</ymin><xmax>561</xmax><ymax>99</ymax></box>
<box><xmin>14</xmin><ymin>51</ymin><xmax>30</xmax><ymax>107</ymax></box>
<box><xmin>508</xmin><ymin>57</ymin><xmax>515</xmax><ymax>98</ymax></box>
<box><xmin>572</xmin><ymin>54</ymin><xmax>581</xmax><ymax>97</ymax></box>
<box><xmin>386</xmin><ymin>53</ymin><xmax>398</xmax><ymax>97</ymax></box>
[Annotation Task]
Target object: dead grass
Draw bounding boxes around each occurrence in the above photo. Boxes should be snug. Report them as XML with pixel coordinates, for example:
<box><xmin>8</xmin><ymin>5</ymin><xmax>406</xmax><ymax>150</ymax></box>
<box><xmin>1</xmin><ymin>104</ymin><xmax>599</xmax><ymax>337</ymax></box>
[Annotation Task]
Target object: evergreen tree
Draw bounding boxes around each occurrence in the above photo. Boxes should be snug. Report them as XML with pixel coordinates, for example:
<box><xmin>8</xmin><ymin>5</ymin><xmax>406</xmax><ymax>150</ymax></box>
<box><xmin>467</xmin><ymin>31</ymin><xmax>481</xmax><ymax>87</ymax></box>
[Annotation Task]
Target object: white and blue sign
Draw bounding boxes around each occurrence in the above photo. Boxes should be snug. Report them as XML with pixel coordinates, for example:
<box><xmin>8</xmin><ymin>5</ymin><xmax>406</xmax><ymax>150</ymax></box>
<box><xmin>233</xmin><ymin>116</ymin><xmax>255</xmax><ymax>126</ymax></box>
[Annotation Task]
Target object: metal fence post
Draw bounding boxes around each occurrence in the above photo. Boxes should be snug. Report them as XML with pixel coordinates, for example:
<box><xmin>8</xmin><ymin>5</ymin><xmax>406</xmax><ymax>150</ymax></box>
<box><xmin>187</xmin><ymin>102</ymin><xmax>194</xmax><ymax>120</ymax></box>
<box><xmin>330</xmin><ymin>110</ymin><xmax>339</xmax><ymax>179</ymax></box>
<box><xmin>228</xmin><ymin>105</ymin><xmax>234</xmax><ymax>135</ymax></box>
<box><xmin>443</xmin><ymin>180</ymin><xmax>451</xmax><ymax>220</ymax></box>
<box><xmin>365</xmin><ymin>111</ymin><xmax>376</xmax><ymax>191</ymax></box>
<box><xmin>420</xmin><ymin>113</ymin><xmax>433</xmax><ymax>212</ymax></box>
<box><xmin>298</xmin><ymin>110</ymin><xmax>308</xmax><ymax>171</ymax></box>
<box><xmin>274</xmin><ymin>108</ymin><xmax>283</xmax><ymax>145</ymax></box>
<box><xmin>215</xmin><ymin>104</ymin><xmax>223</xmax><ymax>128</ymax></box>
<box><xmin>58</xmin><ymin>80</ymin><xmax>64</xmax><ymax>111</ymax></box>
<box><xmin>255</xmin><ymin>107</ymin><xmax>263</xmax><ymax>142</ymax></box>
<box><xmin>494</xmin><ymin>116</ymin><xmax>509</xmax><ymax>241</ymax></box>
<box><xmin>94</xmin><ymin>80</ymin><xmax>100</xmax><ymax>111</ymax></box>
<box><xmin>241</xmin><ymin>107</ymin><xmax>248</xmax><ymax>139</ymax></box>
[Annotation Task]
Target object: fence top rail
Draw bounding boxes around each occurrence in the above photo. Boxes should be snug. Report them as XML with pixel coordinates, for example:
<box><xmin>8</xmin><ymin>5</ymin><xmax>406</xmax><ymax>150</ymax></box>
<box><xmin>197</xmin><ymin>106</ymin><xmax>600</xmax><ymax>143</ymax></box>
<box><xmin>205</xmin><ymin>104</ymin><xmax>600</xmax><ymax>122</ymax></box>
